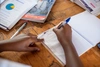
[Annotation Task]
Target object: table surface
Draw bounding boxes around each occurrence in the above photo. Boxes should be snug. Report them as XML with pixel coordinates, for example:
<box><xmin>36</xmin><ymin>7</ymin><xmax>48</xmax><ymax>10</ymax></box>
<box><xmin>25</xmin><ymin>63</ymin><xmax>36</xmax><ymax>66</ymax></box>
<box><xmin>0</xmin><ymin>0</ymin><xmax>100</xmax><ymax>67</ymax></box>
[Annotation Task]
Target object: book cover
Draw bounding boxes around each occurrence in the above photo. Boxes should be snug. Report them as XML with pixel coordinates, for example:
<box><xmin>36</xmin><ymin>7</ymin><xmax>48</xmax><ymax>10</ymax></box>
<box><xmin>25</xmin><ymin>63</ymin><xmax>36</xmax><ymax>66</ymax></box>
<box><xmin>38</xmin><ymin>11</ymin><xmax>100</xmax><ymax>65</ymax></box>
<box><xmin>71</xmin><ymin>0</ymin><xmax>100</xmax><ymax>16</ymax></box>
<box><xmin>22</xmin><ymin>0</ymin><xmax>56</xmax><ymax>23</ymax></box>
<box><xmin>0</xmin><ymin>0</ymin><xmax>37</xmax><ymax>31</ymax></box>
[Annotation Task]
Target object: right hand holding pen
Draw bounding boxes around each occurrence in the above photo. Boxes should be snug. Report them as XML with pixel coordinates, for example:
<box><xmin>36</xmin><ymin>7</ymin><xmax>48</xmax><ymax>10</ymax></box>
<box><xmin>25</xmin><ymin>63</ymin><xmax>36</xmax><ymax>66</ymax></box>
<box><xmin>53</xmin><ymin>24</ymin><xmax>84</xmax><ymax>67</ymax></box>
<box><xmin>53</xmin><ymin>24</ymin><xmax>72</xmax><ymax>46</ymax></box>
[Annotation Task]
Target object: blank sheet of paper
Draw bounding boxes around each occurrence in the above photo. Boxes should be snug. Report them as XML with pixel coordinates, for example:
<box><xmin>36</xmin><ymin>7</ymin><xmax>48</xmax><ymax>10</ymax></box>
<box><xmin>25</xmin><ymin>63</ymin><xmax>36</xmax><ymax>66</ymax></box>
<box><xmin>68</xmin><ymin>11</ymin><xmax>100</xmax><ymax>46</ymax></box>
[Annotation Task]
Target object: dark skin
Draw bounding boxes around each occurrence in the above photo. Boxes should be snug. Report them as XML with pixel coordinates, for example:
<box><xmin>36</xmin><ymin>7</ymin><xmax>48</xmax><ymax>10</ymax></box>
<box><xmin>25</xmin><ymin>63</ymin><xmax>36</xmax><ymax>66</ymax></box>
<box><xmin>53</xmin><ymin>24</ymin><xmax>84</xmax><ymax>67</ymax></box>
<box><xmin>0</xmin><ymin>33</ymin><xmax>43</xmax><ymax>52</ymax></box>
<box><xmin>0</xmin><ymin>25</ymin><xmax>83</xmax><ymax>67</ymax></box>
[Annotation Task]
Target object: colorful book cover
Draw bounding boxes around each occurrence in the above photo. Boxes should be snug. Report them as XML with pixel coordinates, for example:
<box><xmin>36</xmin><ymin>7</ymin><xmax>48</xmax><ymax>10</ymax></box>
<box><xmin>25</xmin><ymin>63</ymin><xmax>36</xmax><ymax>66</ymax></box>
<box><xmin>22</xmin><ymin>0</ymin><xmax>56</xmax><ymax>23</ymax></box>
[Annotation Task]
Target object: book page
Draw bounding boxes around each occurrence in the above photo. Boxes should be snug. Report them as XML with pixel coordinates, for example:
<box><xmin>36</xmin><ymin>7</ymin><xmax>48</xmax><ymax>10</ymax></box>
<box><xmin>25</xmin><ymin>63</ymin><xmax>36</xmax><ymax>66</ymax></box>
<box><xmin>0</xmin><ymin>0</ymin><xmax>5</xmax><ymax>4</ymax></box>
<box><xmin>68</xmin><ymin>11</ymin><xmax>100</xmax><ymax>46</ymax></box>
<box><xmin>0</xmin><ymin>0</ymin><xmax>37</xmax><ymax>29</ymax></box>
<box><xmin>38</xmin><ymin>28</ymin><xmax>92</xmax><ymax>65</ymax></box>
<box><xmin>0</xmin><ymin>58</ymin><xmax>31</xmax><ymax>67</ymax></box>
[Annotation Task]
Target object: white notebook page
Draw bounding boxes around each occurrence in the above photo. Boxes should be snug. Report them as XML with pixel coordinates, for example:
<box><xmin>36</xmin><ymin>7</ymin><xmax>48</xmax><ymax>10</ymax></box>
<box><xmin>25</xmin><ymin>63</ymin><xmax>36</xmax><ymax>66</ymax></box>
<box><xmin>68</xmin><ymin>11</ymin><xmax>100</xmax><ymax>46</ymax></box>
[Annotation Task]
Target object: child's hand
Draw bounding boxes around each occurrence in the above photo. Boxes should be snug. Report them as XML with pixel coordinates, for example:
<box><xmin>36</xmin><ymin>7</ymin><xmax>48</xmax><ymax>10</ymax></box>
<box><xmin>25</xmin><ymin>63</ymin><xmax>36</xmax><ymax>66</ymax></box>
<box><xmin>0</xmin><ymin>33</ymin><xmax>43</xmax><ymax>52</ymax></box>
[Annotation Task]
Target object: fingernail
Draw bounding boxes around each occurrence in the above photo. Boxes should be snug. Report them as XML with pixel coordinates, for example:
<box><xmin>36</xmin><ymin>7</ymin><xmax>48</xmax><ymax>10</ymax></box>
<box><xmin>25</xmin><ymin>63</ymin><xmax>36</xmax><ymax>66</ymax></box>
<box><xmin>37</xmin><ymin>48</ymin><xmax>40</xmax><ymax>51</ymax></box>
<box><xmin>29</xmin><ymin>43</ymin><xmax>35</xmax><ymax>47</ymax></box>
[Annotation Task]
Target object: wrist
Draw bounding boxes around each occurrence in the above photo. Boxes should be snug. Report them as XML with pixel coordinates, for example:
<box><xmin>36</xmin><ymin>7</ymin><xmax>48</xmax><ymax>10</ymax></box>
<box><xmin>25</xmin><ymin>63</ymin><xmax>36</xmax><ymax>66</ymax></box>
<box><xmin>61</xmin><ymin>41</ymin><xmax>73</xmax><ymax>47</ymax></box>
<box><xmin>58</xmin><ymin>37</ymin><xmax>72</xmax><ymax>46</ymax></box>
<box><xmin>59</xmin><ymin>39</ymin><xmax>74</xmax><ymax>50</ymax></box>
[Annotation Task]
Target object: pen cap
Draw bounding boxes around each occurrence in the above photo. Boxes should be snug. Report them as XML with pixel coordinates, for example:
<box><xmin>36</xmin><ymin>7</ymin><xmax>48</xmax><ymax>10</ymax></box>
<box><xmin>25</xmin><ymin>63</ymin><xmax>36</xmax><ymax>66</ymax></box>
<box><xmin>62</xmin><ymin>17</ymin><xmax>71</xmax><ymax>25</ymax></box>
<box><xmin>65</xmin><ymin>17</ymin><xmax>71</xmax><ymax>23</ymax></box>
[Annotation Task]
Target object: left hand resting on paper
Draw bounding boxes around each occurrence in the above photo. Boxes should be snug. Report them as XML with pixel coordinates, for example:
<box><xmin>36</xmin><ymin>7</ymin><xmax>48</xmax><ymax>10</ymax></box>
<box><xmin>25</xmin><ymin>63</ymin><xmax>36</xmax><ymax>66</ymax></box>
<box><xmin>0</xmin><ymin>33</ymin><xmax>43</xmax><ymax>52</ymax></box>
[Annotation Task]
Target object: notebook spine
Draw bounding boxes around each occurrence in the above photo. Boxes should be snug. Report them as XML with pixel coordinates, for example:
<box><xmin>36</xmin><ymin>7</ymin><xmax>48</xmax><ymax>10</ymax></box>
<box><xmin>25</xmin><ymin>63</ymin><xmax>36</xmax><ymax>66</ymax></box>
<box><xmin>72</xmin><ymin>28</ymin><xmax>93</xmax><ymax>45</ymax></box>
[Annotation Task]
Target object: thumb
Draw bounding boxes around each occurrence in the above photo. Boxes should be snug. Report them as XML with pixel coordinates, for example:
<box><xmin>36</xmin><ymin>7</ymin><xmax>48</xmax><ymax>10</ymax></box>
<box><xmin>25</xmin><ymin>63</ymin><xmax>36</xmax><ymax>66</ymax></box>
<box><xmin>27</xmin><ymin>47</ymin><xmax>40</xmax><ymax>52</ymax></box>
<box><xmin>53</xmin><ymin>28</ymin><xmax>59</xmax><ymax>35</ymax></box>
<box><xmin>37</xmin><ymin>39</ymin><xmax>44</xmax><ymax>42</ymax></box>
<box><xmin>53</xmin><ymin>28</ymin><xmax>57</xmax><ymax>34</ymax></box>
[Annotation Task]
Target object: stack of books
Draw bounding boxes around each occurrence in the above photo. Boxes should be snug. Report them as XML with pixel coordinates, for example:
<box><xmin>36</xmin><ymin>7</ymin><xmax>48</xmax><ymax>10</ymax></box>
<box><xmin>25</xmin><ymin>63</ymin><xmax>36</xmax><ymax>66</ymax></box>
<box><xmin>0</xmin><ymin>0</ymin><xmax>56</xmax><ymax>31</ymax></box>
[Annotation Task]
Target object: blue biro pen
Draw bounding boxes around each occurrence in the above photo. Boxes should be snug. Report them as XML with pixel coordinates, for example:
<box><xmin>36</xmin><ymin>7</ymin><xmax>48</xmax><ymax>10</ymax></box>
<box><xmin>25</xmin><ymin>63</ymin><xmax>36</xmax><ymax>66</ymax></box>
<box><xmin>58</xmin><ymin>17</ymin><xmax>71</xmax><ymax>29</ymax></box>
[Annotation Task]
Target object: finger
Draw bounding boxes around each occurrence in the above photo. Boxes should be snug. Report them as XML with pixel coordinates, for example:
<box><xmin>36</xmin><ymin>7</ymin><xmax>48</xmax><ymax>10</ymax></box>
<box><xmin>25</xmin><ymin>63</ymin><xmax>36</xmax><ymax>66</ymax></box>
<box><xmin>53</xmin><ymin>28</ymin><xmax>60</xmax><ymax>37</ymax></box>
<box><xmin>37</xmin><ymin>39</ymin><xmax>44</xmax><ymax>42</ymax></box>
<box><xmin>27</xmin><ymin>33</ymin><xmax>38</xmax><ymax>41</ymax></box>
<box><xmin>53</xmin><ymin>28</ymin><xmax>63</xmax><ymax>35</ymax></box>
<box><xmin>27</xmin><ymin>33</ymin><xmax>37</xmax><ymax>37</ymax></box>
<box><xmin>63</xmin><ymin>24</ymin><xmax>71</xmax><ymax>30</ymax></box>
<box><xmin>27</xmin><ymin>47</ymin><xmax>40</xmax><ymax>52</ymax></box>
<box><xmin>53</xmin><ymin>28</ymin><xmax>58</xmax><ymax>34</ymax></box>
<box><xmin>29</xmin><ymin>42</ymin><xmax>35</xmax><ymax>47</ymax></box>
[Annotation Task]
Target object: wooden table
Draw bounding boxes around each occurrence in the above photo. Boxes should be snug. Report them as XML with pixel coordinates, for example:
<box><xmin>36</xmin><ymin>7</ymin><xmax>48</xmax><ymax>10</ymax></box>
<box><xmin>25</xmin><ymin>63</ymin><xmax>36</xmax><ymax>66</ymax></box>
<box><xmin>0</xmin><ymin>0</ymin><xmax>100</xmax><ymax>67</ymax></box>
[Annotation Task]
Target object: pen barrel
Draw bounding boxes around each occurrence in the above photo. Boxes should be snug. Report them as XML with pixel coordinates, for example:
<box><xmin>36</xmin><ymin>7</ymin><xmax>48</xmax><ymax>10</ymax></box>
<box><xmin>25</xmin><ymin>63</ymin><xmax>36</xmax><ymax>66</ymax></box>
<box><xmin>10</xmin><ymin>31</ymin><xmax>19</xmax><ymax>39</ymax></box>
<box><xmin>57</xmin><ymin>17</ymin><xmax>70</xmax><ymax>29</ymax></box>
<box><xmin>57</xmin><ymin>21</ymin><xmax>66</xmax><ymax>29</ymax></box>
<box><xmin>10</xmin><ymin>23</ymin><xmax>27</xmax><ymax>39</ymax></box>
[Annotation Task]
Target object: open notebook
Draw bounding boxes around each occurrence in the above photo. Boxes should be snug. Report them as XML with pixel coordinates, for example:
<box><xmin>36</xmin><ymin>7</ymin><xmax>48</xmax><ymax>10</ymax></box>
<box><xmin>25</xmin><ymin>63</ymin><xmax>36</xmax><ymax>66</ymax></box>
<box><xmin>38</xmin><ymin>11</ymin><xmax>100</xmax><ymax>65</ymax></box>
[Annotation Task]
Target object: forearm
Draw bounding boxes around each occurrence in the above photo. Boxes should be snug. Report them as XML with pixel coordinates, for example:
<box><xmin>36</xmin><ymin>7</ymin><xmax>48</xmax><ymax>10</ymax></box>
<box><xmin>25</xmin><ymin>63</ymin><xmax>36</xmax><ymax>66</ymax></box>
<box><xmin>60</xmin><ymin>40</ymin><xmax>83</xmax><ymax>67</ymax></box>
<box><xmin>0</xmin><ymin>40</ymin><xmax>16</xmax><ymax>51</ymax></box>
